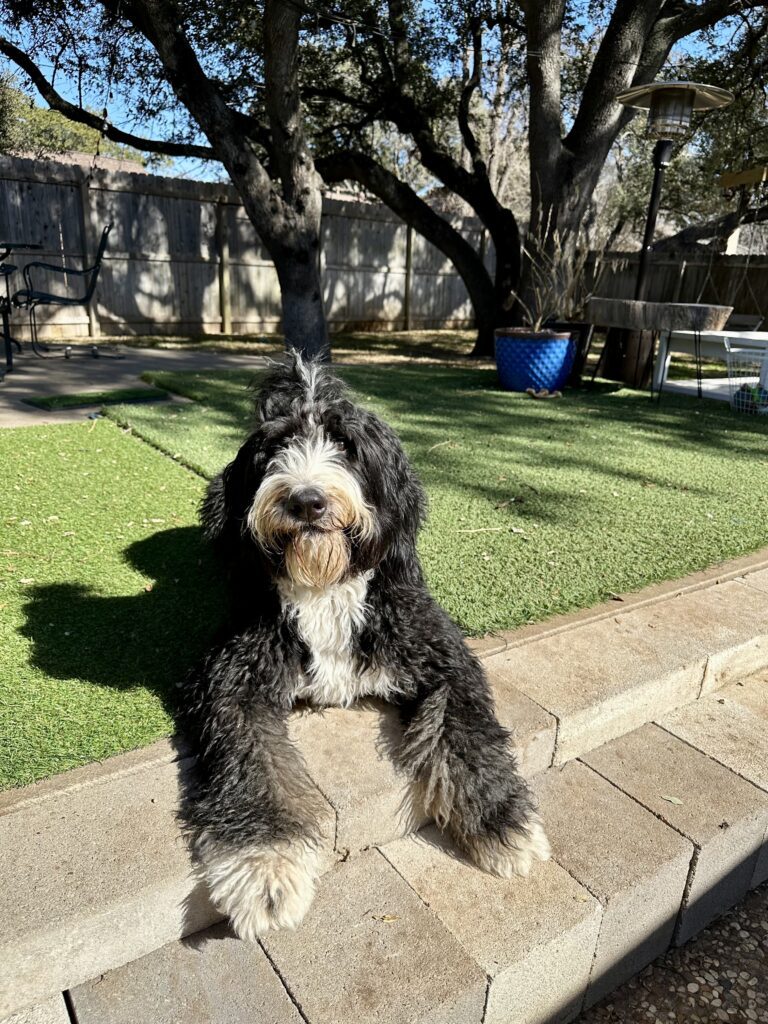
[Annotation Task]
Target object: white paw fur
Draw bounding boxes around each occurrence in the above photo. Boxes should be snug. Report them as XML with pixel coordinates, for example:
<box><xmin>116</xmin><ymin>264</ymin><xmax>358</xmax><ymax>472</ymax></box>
<box><xmin>199</xmin><ymin>837</ymin><xmax>320</xmax><ymax>939</ymax></box>
<box><xmin>465</xmin><ymin>814</ymin><xmax>551</xmax><ymax>878</ymax></box>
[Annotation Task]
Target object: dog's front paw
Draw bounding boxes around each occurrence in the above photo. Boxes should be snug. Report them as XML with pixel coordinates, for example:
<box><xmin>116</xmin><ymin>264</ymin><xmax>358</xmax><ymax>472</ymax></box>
<box><xmin>465</xmin><ymin>814</ymin><xmax>551</xmax><ymax>879</ymax></box>
<box><xmin>199</xmin><ymin>836</ymin><xmax>320</xmax><ymax>939</ymax></box>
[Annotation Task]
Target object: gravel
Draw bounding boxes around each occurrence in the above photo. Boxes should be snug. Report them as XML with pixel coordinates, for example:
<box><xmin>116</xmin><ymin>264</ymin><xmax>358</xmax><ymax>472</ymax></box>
<box><xmin>579</xmin><ymin>882</ymin><xmax>767</xmax><ymax>1023</ymax></box>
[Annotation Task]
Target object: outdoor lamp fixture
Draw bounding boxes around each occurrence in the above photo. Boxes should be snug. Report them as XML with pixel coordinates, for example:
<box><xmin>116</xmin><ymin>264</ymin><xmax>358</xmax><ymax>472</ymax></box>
<box><xmin>616</xmin><ymin>81</ymin><xmax>734</xmax><ymax>300</ymax></box>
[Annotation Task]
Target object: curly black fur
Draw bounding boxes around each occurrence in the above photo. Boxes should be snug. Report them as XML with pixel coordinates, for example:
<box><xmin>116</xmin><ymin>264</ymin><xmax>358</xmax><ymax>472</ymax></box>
<box><xmin>179</xmin><ymin>356</ymin><xmax>545</xmax><ymax>936</ymax></box>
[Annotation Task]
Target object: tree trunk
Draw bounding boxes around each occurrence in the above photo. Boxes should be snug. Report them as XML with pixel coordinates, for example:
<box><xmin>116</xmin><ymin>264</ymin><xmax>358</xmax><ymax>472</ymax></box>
<box><xmin>469</xmin><ymin>295</ymin><xmax>520</xmax><ymax>358</ymax></box>
<box><xmin>130</xmin><ymin>0</ymin><xmax>331</xmax><ymax>361</ymax></box>
<box><xmin>274</xmin><ymin>250</ymin><xmax>330</xmax><ymax>361</ymax></box>
<box><xmin>316</xmin><ymin>150</ymin><xmax>501</xmax><ymax>360</ymax></box>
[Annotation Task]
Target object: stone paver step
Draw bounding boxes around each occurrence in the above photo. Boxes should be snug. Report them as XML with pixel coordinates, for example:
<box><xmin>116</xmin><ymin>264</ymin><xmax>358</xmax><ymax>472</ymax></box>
<box><xmin>485</xmin><ymin>579</ymin><xmax>768</xmax><ymax>764</ymax></box>
<box><xmin>3</xmin><ymin>575</ymin><xmax>767</xmax><ymax>1020</ymax></box>
<box><xmin>49</xmin><ymin>676</ymin><xmax>768</xmax><ymax>1024</ymax></box>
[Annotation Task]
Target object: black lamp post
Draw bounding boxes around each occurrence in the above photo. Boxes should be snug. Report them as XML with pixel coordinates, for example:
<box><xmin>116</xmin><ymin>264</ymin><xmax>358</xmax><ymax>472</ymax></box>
<box><xmin>616</xmin><ymin>82</ymin><xmax>734</xmax><ymax>301</ymax></box>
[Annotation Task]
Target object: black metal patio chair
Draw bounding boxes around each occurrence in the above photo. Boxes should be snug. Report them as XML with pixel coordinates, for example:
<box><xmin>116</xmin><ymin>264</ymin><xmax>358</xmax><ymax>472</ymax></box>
<box><xmin>12</xmin><ymin>223</ymin><xmax>115</xmax><ymax>359</ymax></box>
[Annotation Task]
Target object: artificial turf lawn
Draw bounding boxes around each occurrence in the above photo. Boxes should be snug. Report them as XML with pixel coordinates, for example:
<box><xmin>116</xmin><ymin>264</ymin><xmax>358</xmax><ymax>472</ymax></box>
<box><xmin>0</xmin><ymin>420</ymin><xmax>222</xmax><ymax>789</ymax></box>
<box><xmin>5</xmin><ymin>366</ymin><xmax>768</xmax><ymax>789</ymax></box>
<box><xmin>110</xmin><ymin>364</ymin><xmax>768</xmax><ymax>637</ymax></box>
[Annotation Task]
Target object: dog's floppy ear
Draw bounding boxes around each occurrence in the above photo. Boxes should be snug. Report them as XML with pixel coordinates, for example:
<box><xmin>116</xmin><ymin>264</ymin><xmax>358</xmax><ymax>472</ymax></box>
<box><xmin>348</xmin><ymin>408</ymin><xmax>427</xmax><ymax>568</ymax></box>
<box><xmin>200</xmin><ymin>432</ymin><xmax>264</xmax><ymax>547</ymax></box>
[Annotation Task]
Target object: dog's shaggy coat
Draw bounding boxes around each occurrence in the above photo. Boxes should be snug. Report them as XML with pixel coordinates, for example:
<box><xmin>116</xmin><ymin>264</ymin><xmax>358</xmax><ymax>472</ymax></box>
<box><xmin>180</xmin><ymin>357</ymin><xmax>549</xmax><ymax>939</ymax></box>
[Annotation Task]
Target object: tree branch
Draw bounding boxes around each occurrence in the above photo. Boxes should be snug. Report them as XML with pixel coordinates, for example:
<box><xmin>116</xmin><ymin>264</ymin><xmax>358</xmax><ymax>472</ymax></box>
<box><xmin>0</xmin><ymin>35</ymin><xmax>215</xmax><ymax>159</ymax></box>
<box><xmin>652</xmin><ymin>203</ymin><xmax>768</xmax><ymax>251</ymax></box>
<box><xmin>565</xmin><ymin>0</ymin><xmax>666</xmax><ymax>159</ymax></box>
<box><xmin>669</xmin><ymin>0</ymin><xmax>768</xmax><ymax>40</ymax></box>
<box><xmin>315</xmin><ymin>149</ymin><xmax>497</xmax><ymax>313</ymax></box>
<box><xmin>379</xmin><ymin>0</ymin><xmax>520</xmax><ymax>275</ymax></box>
<box><xmin>458</xmin><ymin>19</ymin><xmax>486</xmax><ymax>173</ymax></box>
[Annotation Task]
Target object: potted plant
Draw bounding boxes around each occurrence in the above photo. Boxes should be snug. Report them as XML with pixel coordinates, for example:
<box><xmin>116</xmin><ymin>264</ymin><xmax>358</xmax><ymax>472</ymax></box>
<box><xmin>495</xmin><ymin>235</ymin><xmax>604</xmax><ymax>392</ymax></box>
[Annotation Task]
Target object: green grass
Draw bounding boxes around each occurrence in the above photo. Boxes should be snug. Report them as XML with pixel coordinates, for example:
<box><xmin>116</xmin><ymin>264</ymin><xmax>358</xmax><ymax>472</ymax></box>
<box><xmin>97</xmin><ymin>329</ymin><xmax>479</xmax><ymax>364</ymax></box>
<box><xmin>23</xmin><ymin>386</ymin><xmax>170</xmax><ymax>411</ymax></box>
<box><xmin>667</xmin><ymin>356</ymin><xmax>728</xmax><ymax>381</ymax></box>
<box><xmin>0</xmin><ymin>420</ymin><xmax>223</xmax><ymax>788</ymax></box>
<box><xmin>110</xmin><ymin>365</ymin><xmax>768</xmax><ymax>637</ymax></box>
<box><xmin>6</xmin><ymin>366</ymin><xmax>768</xmax><ymax>790</ymax></box>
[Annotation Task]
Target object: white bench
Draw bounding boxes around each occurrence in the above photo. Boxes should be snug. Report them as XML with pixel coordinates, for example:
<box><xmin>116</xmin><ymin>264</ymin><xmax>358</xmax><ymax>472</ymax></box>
<box><xmin>653</xmin><ymin>330</ymin><xmax>768</xmax><ymax>392</ymax></box>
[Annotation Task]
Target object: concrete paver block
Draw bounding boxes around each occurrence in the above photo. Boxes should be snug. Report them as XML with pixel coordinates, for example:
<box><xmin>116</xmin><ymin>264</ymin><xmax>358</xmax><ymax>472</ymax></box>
<box><xmin>0</xmin><ymin>753</ymin><xmax>211</xmax><ymax>1017</ymax></box>
<box><xmin>0</xmin><ymin>997</ymin><xmax>69</xmax><ymax>1024</ymax></box>
<box><xmin>0</xmin><ymin>742</ymin><xmax>333</xmax><ymax>1018</ymax></box>
<box><xmin>488</xmin><ymin>674</ymin><xmax>558</xmax><ymax>775</ymax></box>
<box><xmin>70</xmin><ymin>922</ymin><xmax>302</xmax><ymax>1024</ymax></box>
<box><xmin>382</xmin><ymin>828</ymin><xmax>602</xmax><ymax>1024</ymax></box>
<box><xmin>534</xmin><ymin>761</ymin><xmax>692</xmax><ymax>1006</ymax></box>
<box><xmin>262</xmin><ymin>849</ymin><xmax>487</xmax><ymax>1024</ymax></box>
<box><xmin>740</xmin><ymin>566</ymin><xmax>768</xmax><ymax>594</ymax></box>
<box><xmin>702</xmin><ymin>637</ymin><xmax>768</xmax><ymax>694</ymax></box>
<box><xmin>486</xmin><ymin>618</ymin><xmax>701</xmax><ymax>765</ymax></box>
<box><xmin>291</xmin><ymin>694</ymin><xmax>549</xmax><ymax>855</ymax></box>
<box><xmin>487</xmin><ymin>581</ymin><xmax>768</xmax><ymax>763</ymax></box>
<box><xmin>696</xmin><ymin>580</ymin><xmax>768</xmax><ymax>693</ymax></box>
<box><xmin>290</xmin><ymin>702</ymin><xmax>419</xmax><ymax>853</ymax></box>
<box><xmin>583</xmin><ymin>723</ymin><xmax>768</xmax><ymax>945</ymax></box>
<box><xmin>658</xmin><ymin>695</ymin><xmax>768</xmax><ymax>793</ymax></box>
<box><xmin>721</xmin><ymin>670</ymin><xmax>768</xmax><ymax>722</ymax></box>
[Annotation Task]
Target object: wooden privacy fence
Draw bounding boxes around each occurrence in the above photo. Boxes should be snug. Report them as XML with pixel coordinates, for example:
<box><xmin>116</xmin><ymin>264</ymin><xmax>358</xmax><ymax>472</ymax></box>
<box><xmin>3</xmin><ymin>155</ymin><xmax>768</xmax><ymax>341</ymax></box>
<box><xmin>0</xmin><ymin>156</ymin><xmax>484</xmax><ymax>340</ymax></box>
<box><xmin>590</xmin><ymin>252</ymin><xmax>768</xmax><ymax>322</ymax></box>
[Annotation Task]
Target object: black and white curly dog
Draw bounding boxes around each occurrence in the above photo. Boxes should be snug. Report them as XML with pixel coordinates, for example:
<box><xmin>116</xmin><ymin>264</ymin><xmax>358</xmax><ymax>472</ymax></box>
<box><xmin>180</xmin><ymin>356</ymin><xmax>550</xmax><ymax>940</ymax></box>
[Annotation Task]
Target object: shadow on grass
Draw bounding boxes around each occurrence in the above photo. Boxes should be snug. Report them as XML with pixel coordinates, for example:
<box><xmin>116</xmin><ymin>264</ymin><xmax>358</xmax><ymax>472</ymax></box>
<box><xmin>131</xmin><ymin>367</ymin><xmax>768</xmax><ymax>538</ymax></box>
<box><xmin>20</xmin><ymin>526</ymin><xmax>226</xmax><ymax>715</ymax></box>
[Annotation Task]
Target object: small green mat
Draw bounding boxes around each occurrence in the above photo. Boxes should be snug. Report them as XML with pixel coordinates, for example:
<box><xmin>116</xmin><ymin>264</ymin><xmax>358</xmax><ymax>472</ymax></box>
<box><xmin>24</xmin><ymin>387</ymin><xmax>169</xmax><ymax>411</ymax></box>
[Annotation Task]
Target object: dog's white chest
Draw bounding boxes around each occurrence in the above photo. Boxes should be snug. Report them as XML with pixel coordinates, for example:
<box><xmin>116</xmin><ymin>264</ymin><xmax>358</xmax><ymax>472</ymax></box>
<box><xmin>279</xmin><ymin>573</ymin><xmax>394</xmax><ymax>707</ymax></box>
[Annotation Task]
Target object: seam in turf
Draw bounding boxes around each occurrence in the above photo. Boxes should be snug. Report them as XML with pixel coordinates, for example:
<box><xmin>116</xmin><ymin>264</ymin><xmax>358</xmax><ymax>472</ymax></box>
<box><xmin>106</xmin><ymin>412</ymin><xmax>211</xmax><ymax>480</ymax></box>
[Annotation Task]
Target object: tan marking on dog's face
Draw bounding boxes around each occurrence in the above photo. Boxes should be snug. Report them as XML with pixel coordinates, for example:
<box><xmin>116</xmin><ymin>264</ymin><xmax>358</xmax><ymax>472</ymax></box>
<box><xmin>284</xmin><ymin>531</ymin><xmax>350</xmax><ymax>588</ymax></box>
<box><xmin>247</xmin><ymin>432</ymin><xmax>374</xmax><ymax>587</ymax></box>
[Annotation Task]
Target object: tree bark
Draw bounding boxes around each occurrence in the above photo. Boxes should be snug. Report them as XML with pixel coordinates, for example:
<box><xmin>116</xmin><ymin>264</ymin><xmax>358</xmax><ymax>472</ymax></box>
<box><xmin>273</xmin><ymin>249</ymin><xmax>328</xmax><ymax>361</ymax></box>
<box><xmin>317</xmin><ymin>150</ymin><xmax>513</xmax><ymax>357</ymax></box>
<box><xmin>125</xmin><ymin>0</ymin><xmax>329</xmax><ymax>358</ymax></box>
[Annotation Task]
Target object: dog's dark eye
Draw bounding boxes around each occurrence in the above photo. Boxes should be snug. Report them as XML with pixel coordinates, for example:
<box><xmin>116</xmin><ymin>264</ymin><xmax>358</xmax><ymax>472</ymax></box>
<box><xmin>333</xmin><ymin>436</ymin><xmax>351</xmax><ymax>455</ymax></box>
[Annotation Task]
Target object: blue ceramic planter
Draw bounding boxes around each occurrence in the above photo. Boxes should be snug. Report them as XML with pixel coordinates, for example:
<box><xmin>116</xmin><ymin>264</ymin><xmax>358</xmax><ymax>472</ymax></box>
<box><xmin>494</xmin><ymin>329</ymin><xmax>575</xmax><ymax>393</ymax></box>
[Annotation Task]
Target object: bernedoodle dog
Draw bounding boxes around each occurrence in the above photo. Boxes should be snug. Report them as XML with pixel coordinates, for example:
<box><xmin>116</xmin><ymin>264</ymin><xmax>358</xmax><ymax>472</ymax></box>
<box><xmin>179</xmin><ymin>356</ymin><xmax>550</xmax><ymax>940</ymax></box>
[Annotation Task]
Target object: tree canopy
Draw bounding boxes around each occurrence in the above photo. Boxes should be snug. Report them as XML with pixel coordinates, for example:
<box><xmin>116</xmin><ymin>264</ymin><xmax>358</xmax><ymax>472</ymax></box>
<box><xmin>2</xmin><ymin>1</ymin><xmax>767</xmax><ymax>354</ymax></box>
<box><xmin>0</xmin><ymin>75</ymin><xmax>147</xmax><ymax>161</ymax></box>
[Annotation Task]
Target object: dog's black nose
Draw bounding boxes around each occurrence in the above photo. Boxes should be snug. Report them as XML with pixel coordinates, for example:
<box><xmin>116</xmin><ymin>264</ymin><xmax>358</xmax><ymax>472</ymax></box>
<box><xmin>286</xmin><ymin>488</ymin><xmax>328</xmax><ymax>523</ymax></box>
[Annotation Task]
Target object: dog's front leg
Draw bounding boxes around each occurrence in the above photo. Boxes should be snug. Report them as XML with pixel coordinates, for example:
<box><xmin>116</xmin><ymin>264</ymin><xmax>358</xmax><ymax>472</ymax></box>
<box><xmin>396</xmin><ymin>646</ymin><xmax>550</xmax><ymax>878</ymax></box>
<box><xmin>181</xmin><ymin>639</ymin><xmax>325</xmax><ymax>940</ymax></box>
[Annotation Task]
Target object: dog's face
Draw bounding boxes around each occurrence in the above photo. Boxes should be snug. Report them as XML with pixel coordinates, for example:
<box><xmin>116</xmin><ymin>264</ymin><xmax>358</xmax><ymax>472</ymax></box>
<box><xmin>202</xmin><ymin>358</ymin><xmax>426</xmax><ymax>588</ymax></box>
